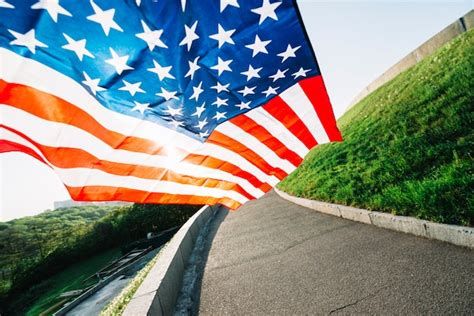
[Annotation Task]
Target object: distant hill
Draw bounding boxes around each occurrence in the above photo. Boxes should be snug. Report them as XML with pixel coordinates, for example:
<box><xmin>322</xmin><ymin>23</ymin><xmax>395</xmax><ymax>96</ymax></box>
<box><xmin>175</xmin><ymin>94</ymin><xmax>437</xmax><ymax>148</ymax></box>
<box><xmin>0</xmin><ymin>205</ymin><xmax>118</xmax><ymax>290</ymax></box>
<box><xmin>0</xmin><ymin>203</ymin><xmax>200</xmax><ymax>315</ymax></box>
<box><xmin>53</xmin><ymin>199</ymin><xmax>131</xmax><ymax>210</ymax></box>
<box><xmin>278</xmin><ymin>29</ymin><xmax>474</xmax><ymax>226</ymax></box>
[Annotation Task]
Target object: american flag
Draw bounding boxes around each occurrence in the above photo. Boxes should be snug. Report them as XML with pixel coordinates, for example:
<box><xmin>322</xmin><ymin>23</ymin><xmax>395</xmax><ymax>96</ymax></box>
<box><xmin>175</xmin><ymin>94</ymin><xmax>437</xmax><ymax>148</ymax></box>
<box><xmin>0</xmin><ymin>0</ymin><xmax>342</xmax><ymax>209</ymax></box>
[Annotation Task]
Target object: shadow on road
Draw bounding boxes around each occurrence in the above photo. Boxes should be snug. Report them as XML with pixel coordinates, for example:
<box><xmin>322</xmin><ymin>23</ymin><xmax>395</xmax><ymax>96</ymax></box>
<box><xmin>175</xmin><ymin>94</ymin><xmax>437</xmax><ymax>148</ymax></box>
<box><xmin>174</xmin><ymin>206</ymin><xmax>229</xmax><ymax>315</ymax></box>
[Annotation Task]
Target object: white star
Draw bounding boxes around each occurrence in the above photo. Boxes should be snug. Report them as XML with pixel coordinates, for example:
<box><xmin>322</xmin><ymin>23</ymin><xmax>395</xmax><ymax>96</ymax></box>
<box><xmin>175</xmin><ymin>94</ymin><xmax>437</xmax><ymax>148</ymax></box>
<box><xmin>262</xmin><ymin>86</ymin><xmax>279</xmax><ymax>97</ymax></box>
<box><xmin>82</xmin><ymin>71</ymin><xmax>105</xmax><ymax>95</ymax></box>
<box><xmin>192</xmin><ymin>102</ymin><xmax>206</xmax><ymax>118</ymax></box>
<box><xmin>181</xmin><ymin>0</ymin><xmax>186</xmax><ymax>11</ymax></box>
<box><xmin>31</xmin><ymin>0</ymin><xmax>71</xmax><ymax>22</ymax></box>
<box><xmin>220</xmin><ymin>0</ymin><xmax>239</xmax><ymax>12</ymax></box>
<box><xmin>0</xmin><ymin>0</ymin><xmax>14</xmax><ymax>9</ymax></box>
<box><xmin>136</xmin><ymin>20</ymin><xmax>167</xmax><ymax>51</ymax></box>
<box><xmin>277</xmin><ymin>44</ymin><xmax>301</xmax><ymax>62</ymax></box>
<box><xmin>241</xmin><ymin>64</ymin><xmax>262</xmax><ymax>81</ymax></box>
<box><xmin>212</xmin><ymin>97</ymin><xmax>228</xmax><ymax>108</ymax></box>
<box><xmin>62</xmin><ymin>33</ymin><xmax>94</xmax><ymax>61</ymax></box>
<box><xmin>189</xmin><ymin>81</ymin><xmax>204</xmax><ymax>101</ymax></box>
<box><xmin>156</xmin><ymin>87</ymin><xmax>179</xmax><ymax>101</ymax></box>
<box><xmin>211</xmin><ymin>57</ymin><xmax>232</xmax><ymax>76</ymax></box>
<box><xmin>170</xmin><ymin>119</ymin><xmax>184</xmax><ymax>128</ymax></box>
<box><xmin>199</xmin><ymin>130</ymin><xmax>210</xmax><ymax>138</ymax></box>
<box><xmin>8</xmin><ymin>29</ymin><xmax>47</xmax><ymax>54</ymax></box>
<box><xmin>269</xmin><ymin>68</ymin><xmax>288</xmax><ymax>82</ymax></box>
<box><xmin>148</xmin><ymin>60</ymin><xmax>175</xmax><ymax>81</ymax></box>
<box><xmin>87</xmin><ymin>1</ymin><xmax>123</xmax><ymax>36</ymax></box>
<box><xmin>251</xmin><ymin>0</ymin><xmax>282</xmax><ymax>25</ymax></box>
<box><xmin>179</xmin><ymin>20</ymin><xmax>199</xmax><ymax>51</ymax></box>
<box><xmin>131</xmin><ymin>101</ymin><xmax>150</xmax><ymax>115</ymax></box>
<box><xmin>245</xmin><ymin>35</ymin><xmax>271</xmax><ymax>57</ymax></box>
<box><xmin>213</xmin><ymin>111</ymin><xmax>227</xmax><ymax>121</ymax></box>
<box><xmin>236</xmin><ymin>101</ymin><xmax>251</xmax><ymax>110</ymax></box>
<box><xmin>211</xmin><ymin>82</ymin><xmax>230</xmax><ymax>93</ymax></box>
<box><xmin>292</xmin><ymin>67</ymin><xmax>311</xmax><ymax>79</ymax></box>
<box><xmin>164</xmin><ymin>105</ymin><xmax>182</xmax><ymax>117</ymax></box>
<box><xmin>119</xmin><ymin>80</ymin><xmax>144</xmax><ymax>96</ymax></box>
<box><xmin>195</xmin><ymin>118</ymin><xmax>208</xmax><ymax>130</ymax></box>
<box><xmin>105</xmin><ymin>48</ymin><xmax>133</xmax><ymax>75</ymax></box>
<box><xmin>185</xmin><ymin>56</ymin><xmax>200</xmax><ymax>80</ymax></box>
<box><xmin>238</xmin><ymin>86</ymin><xmax>256</xmax><ymax>97</ymax></box>
<box><xmin>209</xmin><ymin>24</ymin><xmax>235</xmax><ymax>48</ymax></box>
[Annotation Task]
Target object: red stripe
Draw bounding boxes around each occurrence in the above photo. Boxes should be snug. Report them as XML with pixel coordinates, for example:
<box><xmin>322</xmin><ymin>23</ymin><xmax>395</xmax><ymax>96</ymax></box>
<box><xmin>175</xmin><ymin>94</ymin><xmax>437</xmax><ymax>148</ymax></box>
<box><xmin>299</xmin><ymin>76</ymin><xmax>343</xmax><ymax>142</ymax></box>
<box><xmin>1</xmin><ymin>125</ymin><xmax>256</xmax><ymax>200</ymax></box>
<box><xmin>0</xmin><ymin>80</ymin><xmax>168</xmax><ymax>156</ymax></box>
<box><xmin>66</xmin><ymin>186</ymin><xmax>242</xmax><ymax>210</ymax></box>
<box><xmin>0</xmin><ymin>139</ymin><xmax>47</xmax><ymax>164</ymax></box>
<box><xmin>262</xmin><ymin>95</ymin><xmax>317</xmax><ymax>149</ymax></box>
<box><xmin>0</xmin><ymin>80</ymin><xmax>272</xmax><ymax>190</ymax></box>
<box><xmin>229</xmin><ymin>115</ymin><xmax>303</xmax><ymax>166</ymax></box>
<box><xmin>184</xmin><ymin>153</ymin><xmax>273</xmax><ymax>192</ymax></box>
<box><xmin>0</xmin><ymin>137</ymin><xmax>243</xmax><ymax>210</ymax></box>
<box><xmin>207</xmin><ymin>130</ymin><xmax>288</xmax><ymax>180</ymax></box>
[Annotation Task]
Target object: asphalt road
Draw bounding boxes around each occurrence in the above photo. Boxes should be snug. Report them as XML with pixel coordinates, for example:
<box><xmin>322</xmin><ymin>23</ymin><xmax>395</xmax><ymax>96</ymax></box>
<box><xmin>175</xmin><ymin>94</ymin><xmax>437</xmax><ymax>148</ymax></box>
<box><xmin>198</xmin><ymin>190</ymin><xmax>474</xmax><ymax>314</ymax></box>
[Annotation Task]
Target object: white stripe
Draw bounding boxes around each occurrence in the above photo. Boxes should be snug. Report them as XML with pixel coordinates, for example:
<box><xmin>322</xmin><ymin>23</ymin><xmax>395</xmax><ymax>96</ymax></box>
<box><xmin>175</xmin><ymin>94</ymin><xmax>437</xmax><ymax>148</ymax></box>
<box><xmin>193</xmin><ymin>142</ymin><xmax>279</xmax><ymax>186</ymax></box>
<box><xmin>0</xmin><ymin>128</ymin><xmax>249</xmax><ymax>204</ymax></box>
<box><xmin>0</xmin><ymin>105</ymin><xmax>265</xmax><ymax>198</ymax></box>
<box><xmin>58</xmin><ymin>168</ymin><xmax>249</xmax><ymax>204</ymax></box>
<box><xmin>279</xmin><ymin>84</ymin><xmax>330</xmax><ymax>144</ymax></box>
<box><xmin>0</xmin><ymin>48</ymin><xmax>184</xmax><ymax>147</ymax></box>
<box><xmin>244</xmin><ymin>108</ymin><xmax>310</xmax><ymax>158</ymax></box>
<box><xmin>216</xmin><ymin>121</ymin><xmax>297</xmax><ymax>173</ymax></box>
<box><xmin>1</xmin><ymin>128</ymin><xmax>49</xmax><ymax>162</ymax></box>
<box><xmin>0</xmin><ymin>48</ymin><xmax>279</xmax><ymax>186</ymax></box>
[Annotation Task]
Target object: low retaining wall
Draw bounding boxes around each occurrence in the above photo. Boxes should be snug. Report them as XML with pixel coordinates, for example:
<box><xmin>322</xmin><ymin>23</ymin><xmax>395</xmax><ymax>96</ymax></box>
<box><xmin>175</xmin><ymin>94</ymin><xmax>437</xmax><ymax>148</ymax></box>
<box><xmin>123</xmin><ymin>204</ymin><xmax>222</xmax><ymax>316</ymax></box>
<box><xmin>274</xmin><ymin>188</ymin><xmax>474</xmax><ymax>249</ymax></box>
<box><xmin>347</xmin><ymin>10</ymin><xmax>474</xmax><ymax>110</ymax></box>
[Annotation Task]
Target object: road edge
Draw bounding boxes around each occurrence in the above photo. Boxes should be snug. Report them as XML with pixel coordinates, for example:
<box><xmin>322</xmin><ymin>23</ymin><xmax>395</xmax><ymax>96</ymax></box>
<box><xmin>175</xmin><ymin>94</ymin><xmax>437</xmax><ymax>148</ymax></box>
<box><xmin>122</xmin><ymin>204</ymin><xmax>223</xmax><ymax>316</ymax></box>
<box><xmin>274</xmin><ymin>188</ymin><xmax>473</xmax><ymax>249</ymax></box>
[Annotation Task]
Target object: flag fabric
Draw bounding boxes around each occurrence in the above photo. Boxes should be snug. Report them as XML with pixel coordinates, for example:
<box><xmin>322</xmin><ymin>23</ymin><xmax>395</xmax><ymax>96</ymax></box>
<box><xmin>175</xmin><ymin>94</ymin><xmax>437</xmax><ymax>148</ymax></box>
<box><xmin>0</xmin><ymin>0</ymin><xmax>342</xmax><ymax>209</ymax></box>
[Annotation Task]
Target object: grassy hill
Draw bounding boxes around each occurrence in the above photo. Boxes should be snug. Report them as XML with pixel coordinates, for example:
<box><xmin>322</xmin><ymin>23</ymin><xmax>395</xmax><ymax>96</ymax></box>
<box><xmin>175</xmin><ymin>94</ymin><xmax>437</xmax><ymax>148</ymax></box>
<box><xmin>278</xmin><ymin>29</ymin><xmax>474</xmax><ymax>226</ymax></box>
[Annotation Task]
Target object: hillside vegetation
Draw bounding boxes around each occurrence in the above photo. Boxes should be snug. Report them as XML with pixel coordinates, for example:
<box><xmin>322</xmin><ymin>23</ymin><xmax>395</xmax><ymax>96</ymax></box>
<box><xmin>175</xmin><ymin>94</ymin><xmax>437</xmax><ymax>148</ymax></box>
<box><xmin>0</xmin><ymin>203</ymin><xmax>200</xmax><ymax>315</ymax></box>
<box><xmin>278</xmin><ymin>29</ymin><xmax>474</xmax><ymax>226</ymax></box>
<box><xmin>0</xmin><ymin>205</ymin><xmax>116</xmax><ymax>293</ymax></box>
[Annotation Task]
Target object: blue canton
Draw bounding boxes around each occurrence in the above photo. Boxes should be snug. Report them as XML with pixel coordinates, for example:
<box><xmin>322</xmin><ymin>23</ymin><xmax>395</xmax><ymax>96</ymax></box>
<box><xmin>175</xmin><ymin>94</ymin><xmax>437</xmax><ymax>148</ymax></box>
<box><xmin>0</xmin><ymin>0</ymin><xmax>320</xmax><ymax>140</ymax></box>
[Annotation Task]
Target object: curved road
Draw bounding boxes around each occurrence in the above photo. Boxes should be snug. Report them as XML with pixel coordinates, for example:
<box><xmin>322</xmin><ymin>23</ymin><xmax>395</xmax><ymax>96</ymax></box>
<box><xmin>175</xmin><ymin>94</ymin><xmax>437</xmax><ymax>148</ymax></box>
<box><xmin>198</xmin><ymin>190</ymin><xmax>474</xmax><ymax>314</ymax></box>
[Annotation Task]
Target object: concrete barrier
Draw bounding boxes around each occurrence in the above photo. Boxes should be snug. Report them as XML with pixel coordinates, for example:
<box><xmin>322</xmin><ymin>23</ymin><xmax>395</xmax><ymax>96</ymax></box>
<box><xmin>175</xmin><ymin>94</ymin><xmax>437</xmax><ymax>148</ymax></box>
<box><xmin>369</xmin><ymin>211</ymin><xmax>429</xmax><ymax>238</ymax></box>
<box><xmin>123</xmin><ymin>204</ymin><xmax>223</xmax><ymax>316</ymax></box>
<box><xmin>347</xmin><ymin>10</ymin><xmax>474</xmax><ymax>110</ymax></box>
<box><xmin>425</xmin><ymin>222</ymin><xmax>474</xmax><ymax>248</ymax></box>
<box><xmin>338</xmin><ymin>204</ymin><xmax>372</xmax><ymax>225</ymax></box>
<box><xmin>274</xmin><ymin>188</ymin><xmax>474</xmax><ymax>249</ymax></box>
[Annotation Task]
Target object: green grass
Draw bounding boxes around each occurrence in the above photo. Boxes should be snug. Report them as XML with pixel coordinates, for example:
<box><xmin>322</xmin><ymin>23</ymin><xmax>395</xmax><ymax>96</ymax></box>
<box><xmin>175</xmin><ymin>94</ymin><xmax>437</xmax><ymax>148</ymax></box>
<box><xmin>25</xmin><ymin>248</ymin><xmax>121</xmax><ymax>316</ymax></box>
<box><xmin>278</xmin><ymin>29</ymin><xmax>474</xmax><ymax>226</ymax></box>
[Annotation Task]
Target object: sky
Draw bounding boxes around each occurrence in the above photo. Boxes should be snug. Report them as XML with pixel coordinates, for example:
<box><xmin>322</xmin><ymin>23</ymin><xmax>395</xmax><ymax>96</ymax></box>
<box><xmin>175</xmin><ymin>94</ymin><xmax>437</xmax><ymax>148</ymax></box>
<box><xmin>1</xmin><ymin>0</ymin><xmax>472</xmax><ymax>221</ymax></box>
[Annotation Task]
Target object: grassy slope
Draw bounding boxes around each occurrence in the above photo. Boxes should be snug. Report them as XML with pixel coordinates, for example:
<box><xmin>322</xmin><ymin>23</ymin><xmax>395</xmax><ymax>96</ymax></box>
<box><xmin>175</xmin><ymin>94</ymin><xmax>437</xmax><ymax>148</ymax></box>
<box><xmin>278</xmin><ymin>29</ymin><xmax>474</xmax><ymax>226</ymax></box>
<box><xmin>25</xmin><ymin>248</ymin><xmax>121</xmax><ymax>316</ymax></box>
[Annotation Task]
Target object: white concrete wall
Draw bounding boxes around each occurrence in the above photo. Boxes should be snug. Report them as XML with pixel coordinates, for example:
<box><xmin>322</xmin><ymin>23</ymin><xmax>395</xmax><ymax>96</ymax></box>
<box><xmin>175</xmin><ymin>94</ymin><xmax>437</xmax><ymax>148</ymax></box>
<box><xmin>123</xmin><ymin>204</ymin><xmax>222</xmax><ymax>316</ymax></box>
<box><xmin>347</xmin><ymin>10</ymin><xmax>474</xmax><ymax>111</ymax></box>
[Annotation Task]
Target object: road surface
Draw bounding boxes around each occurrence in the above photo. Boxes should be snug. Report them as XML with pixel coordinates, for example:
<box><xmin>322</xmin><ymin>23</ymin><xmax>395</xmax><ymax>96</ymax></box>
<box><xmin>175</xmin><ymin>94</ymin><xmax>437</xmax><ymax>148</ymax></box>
<box><xmin>198</xmin><ymin>190</ymin><xmax>474</xmax><ymax>314</ymax></box>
